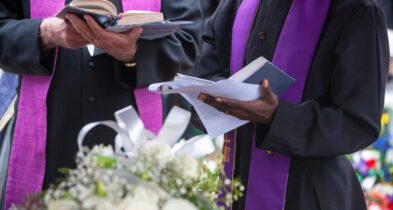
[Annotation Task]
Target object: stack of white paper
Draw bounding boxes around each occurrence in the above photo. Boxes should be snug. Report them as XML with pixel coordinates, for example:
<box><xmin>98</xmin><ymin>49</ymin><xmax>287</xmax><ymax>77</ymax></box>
<box><xmin>149</xmin><ymin>74</ymin><xmax>261</xmax><ymax>138</ymax></box>
<box><xmin>149</xmin><ymin>57</ymin><xmax>295</xmax><ymax>138</ymax></box>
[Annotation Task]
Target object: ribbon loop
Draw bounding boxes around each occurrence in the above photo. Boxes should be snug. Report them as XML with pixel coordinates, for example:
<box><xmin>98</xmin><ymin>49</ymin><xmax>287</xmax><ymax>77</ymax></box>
<box><xmin>77</xmin><ymin>106</ymin><xmax>214</xmax><ymax>159</ymax></box>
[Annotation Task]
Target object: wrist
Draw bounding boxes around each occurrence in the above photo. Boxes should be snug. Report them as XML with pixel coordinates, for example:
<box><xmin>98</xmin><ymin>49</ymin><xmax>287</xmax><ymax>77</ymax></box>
<box><xmin>123</xmin><ymin>62</ymin><xmax>137</xmax><ymax>68</ymax></box>
<box><xmin>116</xmin><ymin>55</ymin><xmax>137</xmax><ymax>67</ymax></box>
<box><xmin>121</xmin><ymin>60</ymin><xmax>137</xmax><ymax>68</ymax></box>
<box><xmin>39</xmin><ymin>19</ymin><xmax>57</xmax><ymax>52</ymax></box>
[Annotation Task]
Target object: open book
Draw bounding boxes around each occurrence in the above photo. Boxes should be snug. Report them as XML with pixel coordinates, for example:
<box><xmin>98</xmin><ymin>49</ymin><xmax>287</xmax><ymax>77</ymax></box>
<box><xmin>56</xmin><ymin>0</ymin><xmax>192</xmax><ymax>39</ymax></box>
<box><xmin>149</xmin><ymin>57</ymin><xmax>295</xmax><ymax>138</ymax></box>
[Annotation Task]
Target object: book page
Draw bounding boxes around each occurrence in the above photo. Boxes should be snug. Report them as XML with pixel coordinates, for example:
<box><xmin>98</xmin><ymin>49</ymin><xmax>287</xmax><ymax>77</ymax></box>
<box><xmin>180</xmin><ymin>92</ymin><xmax>248</xmax><ymax>138</ymax></box>
<box><xmin>149</xmin><ymin>56</ymin><xmax>294</xmax><ymax>138</ymax></box>
<box><xmin>149</xmin><ymin>76</ymin><xmax>260</xmax><ymax>138</ymax></box>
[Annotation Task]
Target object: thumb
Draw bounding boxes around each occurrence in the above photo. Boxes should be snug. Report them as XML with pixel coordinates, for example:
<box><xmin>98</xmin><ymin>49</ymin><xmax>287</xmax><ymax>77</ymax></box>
<box><xmin>260</xmin><ymin>80</ymin><xmax>276</xmax><ymax>102</ymax></box>
<box><xmin>127</xmin><ymin>27</ymin><xmax>143</xmax><ymax>39</ymax></box>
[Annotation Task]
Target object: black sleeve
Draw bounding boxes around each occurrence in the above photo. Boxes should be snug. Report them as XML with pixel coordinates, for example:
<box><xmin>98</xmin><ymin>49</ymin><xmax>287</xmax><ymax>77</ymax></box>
<box><xmin>124</xmin><ymin>0</ymin><xmax>203</xmax><ymax>88</ymax></box>
<box><xmin>194</xmin><ymin>0</ymin><xmax>230</xmax><ymax>80</ymax></box>
<box><xmin>257</xmin><ymin>4</ymin><xmax>390</xmax><ymax>157</ymax></box>
<box><xmin>0</xmin><ymin>0</ymin><xmax>54</xmax><ymax>75</ymax></box>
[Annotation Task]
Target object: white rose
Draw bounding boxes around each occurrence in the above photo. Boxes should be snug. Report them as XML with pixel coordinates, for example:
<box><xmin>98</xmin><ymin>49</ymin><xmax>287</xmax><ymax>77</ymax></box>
<box><xmin>82</xmin><ymin>196</ymin><xmax>116</xmax><ymax>210</ymax></box>
<box><xmin>132</xmin><ymin>186</ymin><xmax>161</xmax><ymax>204</ymax></box>
<box><xmin>149</xmin><ymin>183</ymin><xmax>169</xmax><ymax>200</ymax></box>
<box><xmin>48</xmin><ymin>199</ymin><xmax>79</xmax><ymax>210</ymax></box>
<box><xmin>138</xmin><ymin>141</ymin><xmax>174</xmax><ymax>164</ymax></box>
<box><xmin>172</xmin><ymin>155</ymin><xmax>199</xmax><ymax>179</ymax></box>
<box><xmin>162</xmin><ymin>198</ymin><xmax>198</xmax><ymax>210</ymax></box>
<box><xmin>118</xmin><ymin>197</ymin><xmax>159</xmax><ymax>210</ymax></box>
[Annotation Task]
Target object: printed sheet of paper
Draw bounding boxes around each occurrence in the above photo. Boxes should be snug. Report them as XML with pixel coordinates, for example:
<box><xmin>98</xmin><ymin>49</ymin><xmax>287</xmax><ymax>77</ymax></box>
<box><xmin>149</xmin><ymin>74</ymin><xmax>261</xmax><ymax>138</ymax></box>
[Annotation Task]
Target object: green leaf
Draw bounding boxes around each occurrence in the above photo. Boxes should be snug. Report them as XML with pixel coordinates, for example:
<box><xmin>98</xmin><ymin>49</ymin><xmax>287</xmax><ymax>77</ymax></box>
<box><xmin>96</xmin><ymin>156</ymin><xmax>117</xmax><ymax>168</ymax></box>
<box><xmin>95</xmin><ymin>181</ymin><xmax>107</xmax><ymax>197</ymax></box>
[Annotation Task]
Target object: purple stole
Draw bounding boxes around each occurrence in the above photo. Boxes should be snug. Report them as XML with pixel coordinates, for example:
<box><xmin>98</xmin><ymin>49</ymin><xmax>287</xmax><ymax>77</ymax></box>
<box><xmin>226</xmin><ymin>0</ymin><xmax>331</xmax><ymax>209</ymax></box>
<box><xmin>5</xmin><ymin>0</ymin><xmax>162</xmax><ymax>208</ymax></box>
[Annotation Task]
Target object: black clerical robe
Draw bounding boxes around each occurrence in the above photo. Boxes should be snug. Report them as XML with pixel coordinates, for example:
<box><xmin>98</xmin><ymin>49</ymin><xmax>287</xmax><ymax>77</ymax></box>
<box><xmin>381</xmin><ymin>0</ymin><xmax>393</xmax><ymax>29</ymax></box>
<box><xmin>201</xmin><ymin>0</ymin><xmax>220</xmax><ymax>21</ymax></box>
<box><xmin>196</xmin><ymin>0</ymin><xmax>390</xmax><ymax>209</ymax></box>
<box><xmin>0</xmin><ymin>0</ymin><xmax>201</xmax><ymax>190</ymax></box>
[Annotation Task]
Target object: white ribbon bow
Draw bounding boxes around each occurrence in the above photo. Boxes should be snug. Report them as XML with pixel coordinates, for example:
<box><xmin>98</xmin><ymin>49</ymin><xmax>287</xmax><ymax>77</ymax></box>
<box><xmin>77</xmin><ymin>106</ymin><xmax>216</xmax><ymax>158</ymax></box>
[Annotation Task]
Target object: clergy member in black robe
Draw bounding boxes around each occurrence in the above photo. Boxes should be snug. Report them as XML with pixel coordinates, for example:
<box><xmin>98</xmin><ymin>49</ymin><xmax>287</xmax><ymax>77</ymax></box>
<box><xmin>196</xmin><ymin>0</ymin><xmax>390</xmax><ymax>209</ymax></box>
<box><xmin>0</xmin><ymin>0</ymin><xmax>202</xmax><ymax>202</ymax></box>
<box><xmin>161</xmin><ymin>0</ymin><xmax>220</xmax><ymax>138</ymax></box>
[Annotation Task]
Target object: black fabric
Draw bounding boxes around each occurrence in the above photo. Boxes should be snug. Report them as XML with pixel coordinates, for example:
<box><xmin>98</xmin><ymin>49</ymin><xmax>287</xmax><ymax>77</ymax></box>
<box><xmin>161</xmin><ymin>0</ymin><xmax>221</xmax><ymax>138</ymax></box>
<box><xmin>197</xmin><ymin>0</ymin><xmax>390</xmax><ymax>209</ymax></box>
<box><xmin>380</xmin><ymin>0</ymin><xmax>393</xmax><ymax>28</ymax></box>
<box><xmin>201</xmin><ymin>0</ymin><xmax>220</xmax><ymax>23</ymax></box>
<box><xmin>0</xmin><ymin>116</ymin><xmax>15</xmax><ymax>209</ymax></box>
<box><xmin>0</xmin><ymin>0</ymin><xmax>202</xmax><ymax>188</ymax></box>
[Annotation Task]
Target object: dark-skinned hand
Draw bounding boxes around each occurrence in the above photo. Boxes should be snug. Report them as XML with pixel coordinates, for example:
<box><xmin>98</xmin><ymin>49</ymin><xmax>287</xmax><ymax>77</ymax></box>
<box><xmin>66</xmin><ymin>14</ymin><xmax>143</xmax><ymax>62</ymax></box>
<box><xmin>198</xmin><ymin>80</ymin><xmax>279</xmax><ymax>124</ymax></box>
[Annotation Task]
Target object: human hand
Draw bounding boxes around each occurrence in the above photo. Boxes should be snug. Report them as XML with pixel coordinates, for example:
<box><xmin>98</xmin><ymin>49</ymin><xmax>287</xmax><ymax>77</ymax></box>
<box><xmin>198</xmin><ymin>80</ymin><xmax>279</xmax><ymax>124</ymax></box>
<box><xmin>66</xmin><ymin>14</ymin><xmax>143</xmax><ymax>62</ymax></box>
<box><xmin>39</xmin><ymin>17</ymin><xmax>89</xmax><ymax>51</ymax></box>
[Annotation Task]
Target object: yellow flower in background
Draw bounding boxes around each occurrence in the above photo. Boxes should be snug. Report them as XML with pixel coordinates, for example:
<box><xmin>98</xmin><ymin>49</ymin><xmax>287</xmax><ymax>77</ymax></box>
<box><xmin>381</xmin><ymin>113</ymin><xmax>389</xmax><ymax>127</ymax></box>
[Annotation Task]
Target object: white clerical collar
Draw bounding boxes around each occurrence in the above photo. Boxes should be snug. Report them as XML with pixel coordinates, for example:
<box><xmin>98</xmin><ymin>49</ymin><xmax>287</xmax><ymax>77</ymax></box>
<box><xmin>86</xmin><ymin>44</ymin><xmax>105</xmax><ymax>57</ymax></box>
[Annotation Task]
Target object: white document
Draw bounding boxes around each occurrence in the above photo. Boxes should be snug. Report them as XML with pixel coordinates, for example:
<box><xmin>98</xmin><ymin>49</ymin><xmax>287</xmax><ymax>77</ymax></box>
<box><xmin>149</xmin><ymin>74</ymin><xmax>261</xmax><ymax>138</ymax></box>
<box><xmin>149</xmin><ymin>56</ymin><xmax>295</xmax><ymax>138</ymax></box>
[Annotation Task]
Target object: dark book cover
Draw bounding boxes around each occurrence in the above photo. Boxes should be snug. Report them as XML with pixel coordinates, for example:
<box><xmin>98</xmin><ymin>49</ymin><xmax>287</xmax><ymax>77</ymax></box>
<box><xmin>243</xmin><ymin>60</ymin><xmax>295</xmax><ymax>94</ymax></box>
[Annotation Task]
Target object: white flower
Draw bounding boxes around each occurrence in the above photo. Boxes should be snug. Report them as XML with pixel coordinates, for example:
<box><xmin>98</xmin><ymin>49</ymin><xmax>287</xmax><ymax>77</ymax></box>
<box><xmin>171</xmin><ymin>155</ymin><xmax>199</xmax><ymax>179</ymax></box>
<box><xmin>82</xmin><ymin>196</ymin><xmax>116</xmax><ymax>210</ymax></box>
<box><xmin>203</xmin><ymin>160</ymin><xmax>218</xmax><ymax>172</ymax></box>
<box><xmin>132</xmin><ymin>185</ymin><xmax>161</xmax><ymax>204</ymax></box>
<box><xmin>149</xmin><ymin>183</ymin><xmax>168</xmax><ymax>199</ymax></box>
<box><xmin>90</xmin><ymin>145</ymin><xmax>114</xmax><ymax>157</ymax></box>
<box><xmin>138</xmin><ymin>141</ymin><xmax>174</xmax><ymax>164</ymax></box>
<box><xmin>48</xmin><ymin>200</ymin><xmax>79</xmax><ymax>210</ymax></box>
<box><xmin>117</xmin><ymin>197</ymin><xmax>159</xmax><ymax>210</ymax></box>
<box><xmin>101</xmin><ymin>146</ymin><xmax>115</xmax><ymax>156</ymax></box>
<box><xmin>162</xmin><ymin>198</ymin><xmax>198</xmax><ymax>210</ymax></box>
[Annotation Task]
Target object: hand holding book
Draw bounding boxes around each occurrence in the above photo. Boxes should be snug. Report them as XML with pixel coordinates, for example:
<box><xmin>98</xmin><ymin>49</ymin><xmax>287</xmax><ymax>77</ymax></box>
<box><xmin>39</xmin><ymin>17</ymin><xmax>89</xmax><ymax>52</ymax></box>
<box><xmin>66</xmin><ymin>14</ymin><xmax>141</xmax><ymax>62</ymax></box>
<box><xmin>149</xmin><ymin>57</ymin><xmax>295</xmax><ymax>137</ymax></box>
<box><xmin>56</xmin><ymin>0</ymin><xmax>193</xmax><ymax>40</ymax></box>
<box><xmin>198</xmin><ymin>79</ymin><xmax>279</xmax><ymax>124</ymax></box>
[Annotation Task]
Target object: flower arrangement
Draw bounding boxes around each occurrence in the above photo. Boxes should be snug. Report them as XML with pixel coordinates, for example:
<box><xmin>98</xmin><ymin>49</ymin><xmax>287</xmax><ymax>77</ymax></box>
<box><xmin>349</xmin><ymin>110</ymin><xmax>393</xmax><ymax>210</ymax></box>
<box><xmin>11</xmin><ymin>106</ymin><xmax>243</xmax><ymax>210</ymax></box>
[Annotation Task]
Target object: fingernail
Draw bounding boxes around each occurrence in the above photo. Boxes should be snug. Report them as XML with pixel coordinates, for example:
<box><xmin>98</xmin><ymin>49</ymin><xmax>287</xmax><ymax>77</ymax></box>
<box><xmin>198</xmin><ymin>94</ymin><xmax>206</xmax><ymax>101</ymax></box>
<box><xmin>215</xmin><ymin>98</ymin><xmax>223</xmax><ymax>103</ymax></box>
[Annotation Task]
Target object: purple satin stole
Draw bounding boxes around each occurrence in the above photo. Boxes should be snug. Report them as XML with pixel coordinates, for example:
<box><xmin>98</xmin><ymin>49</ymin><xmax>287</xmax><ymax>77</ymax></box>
<box><xmin>5</xmin><ymin>0</ymin><xmax>162</xmax><ymax>208</ymax></box>
<box><xmin>226</xmin><ymin>0</ymin><xmax>331</xmax><ymax>209</ymax></box>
